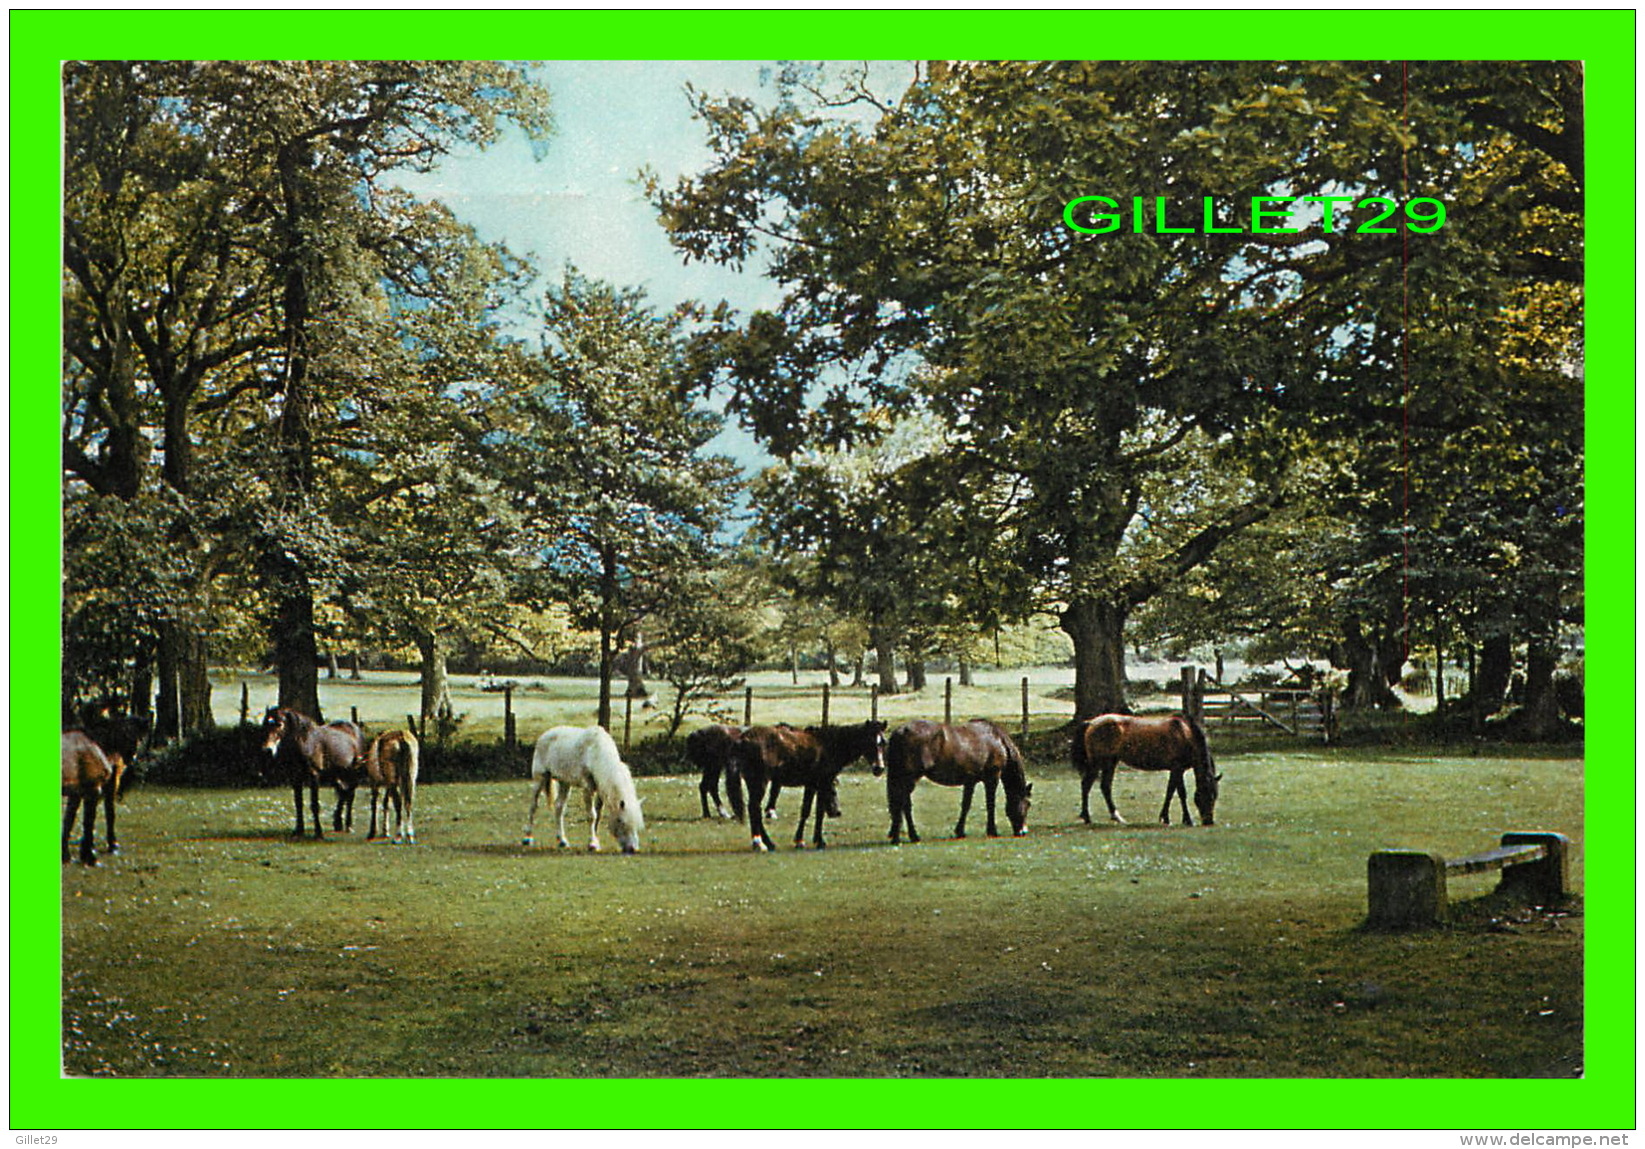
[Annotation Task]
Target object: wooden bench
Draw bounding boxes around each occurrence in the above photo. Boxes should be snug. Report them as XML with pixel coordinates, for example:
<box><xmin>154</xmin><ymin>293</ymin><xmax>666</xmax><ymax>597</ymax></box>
<box><xmin>1366</xmin><ymin>831</ymin><xmax>1569</xmax><ymax>928</ymax></box>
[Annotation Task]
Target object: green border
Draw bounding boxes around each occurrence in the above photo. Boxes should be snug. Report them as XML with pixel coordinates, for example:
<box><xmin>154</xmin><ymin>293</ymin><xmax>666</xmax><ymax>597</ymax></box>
<box><xmin>14</xmin><ymin>8</ymin><xmax>1634</xmax><ymax>1133</ymax></box>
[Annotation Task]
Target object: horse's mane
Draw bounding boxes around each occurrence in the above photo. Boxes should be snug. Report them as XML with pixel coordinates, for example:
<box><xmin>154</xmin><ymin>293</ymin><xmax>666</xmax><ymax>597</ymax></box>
<box><xmin>583</xmin><ymin>727</ymin><xmax>639</xmax><ymax>803</ymax></box>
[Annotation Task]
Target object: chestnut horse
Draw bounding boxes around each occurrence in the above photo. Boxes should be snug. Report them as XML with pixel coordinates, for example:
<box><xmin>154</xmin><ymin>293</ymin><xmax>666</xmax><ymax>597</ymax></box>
<box><xmin>261</xmin><ymin>707</ymin><xmax>363</xmax><ymax>839</ymax></box>
<box><xmin>62</xmin><ymin>730</ymin><xmax>125</xmax><ymax>864</ymax></box>
<box><xmin>1072</xmin><ymin>713</ymin><xmax>1221</xmax><ymax>826</ymax></box>
<box><xmin>731</xmin><ymin>720</ymin><xmax>886</xmax><ymax>851</ymax></box>
<box><xmin>878</xmin><ymin>719</ymin><xmax>1032</xmax><ymax>844</ymax></box>
<box><xmin>685</xmin><ymin>723</ymin><xmax>745</xmax><ymax>821</ymax></box>
<box><xmin>363</xmin><ymin>729</ymin><xmax>420</xmax><ymax>843</ymax></box>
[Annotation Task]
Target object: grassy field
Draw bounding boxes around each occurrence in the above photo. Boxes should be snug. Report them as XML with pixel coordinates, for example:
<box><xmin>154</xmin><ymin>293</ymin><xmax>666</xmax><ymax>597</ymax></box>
<box><xmin>62</xmin><ymin>727</ymin><xmax>1583</xmax><ymax>1079</ymax></box>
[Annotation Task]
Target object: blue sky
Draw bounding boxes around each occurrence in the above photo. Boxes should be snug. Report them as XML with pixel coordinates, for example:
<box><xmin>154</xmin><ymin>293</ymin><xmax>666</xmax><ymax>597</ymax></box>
<box><xmin>393</xmin><ymin>61</ymin><xmax>794</xmax><ymax>475</ymax></box>
<box><xmin>391</xmin><ymin>60</ymin><xmax>919</xmax><ymax>481</ymax></box>
<box><xmin>395</xmin><ymin>61</ymin><xmax>786</xmax><ymax>325</ymax></box>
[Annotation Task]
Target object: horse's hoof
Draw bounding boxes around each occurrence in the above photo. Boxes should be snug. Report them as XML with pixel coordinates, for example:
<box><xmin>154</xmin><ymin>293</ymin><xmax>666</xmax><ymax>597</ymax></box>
<box><xmin>587</xmin><ymin>844</ymin><xmax>600</xmax><ymax>852</ymax></box>
<box><xmin>751</xmin><ymin>838</ymin><xmax>768</xmax><ymax>853</ymax></box>
<box><xmin>521</xmin><ymin>837</ymin><xmax>533</xmax><ymax>847</ymax></box>
<box><xmin>1079</xmin><ymin>813</ymin><xmax>1092</xmax><ymax>824</ymax></box>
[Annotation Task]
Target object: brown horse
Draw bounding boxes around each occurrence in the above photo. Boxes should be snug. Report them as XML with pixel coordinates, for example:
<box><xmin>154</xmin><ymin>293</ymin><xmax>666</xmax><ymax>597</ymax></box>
<box><xmin>261</xmin><ymin>707</ymin><xmax>363</xmax><ymax>838</ymax></box>
<box><xmin>731</xmin><ymin>720</ymin><xmax>886</xmax><ymax>851</ymax></box>
<box><xmin>685</xmin><ymin>724</ymin><xmax>745</xmax><ymax>820</ymax></box>
<box><xmin>62</xmin><ymin>730</ymin><xmax>125</xmax><ymax>864</ymax></box>
<box><xmin>878</xmin><ymin>719</ymin><xmax>1032</xmax><ymax>844</ymax></box>
<box><xmin>363</xmin><ymin>729</ymin><xmax>420</xmax><ymax>843</ymax></box>
<box><xmin>1072</xmin><ymin>713</ymin><xmax>1221</xmax><ymax>826</ymax></box>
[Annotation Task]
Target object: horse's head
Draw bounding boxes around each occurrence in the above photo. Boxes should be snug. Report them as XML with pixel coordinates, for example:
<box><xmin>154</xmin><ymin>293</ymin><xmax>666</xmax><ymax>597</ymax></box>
<box><xmin>1007</xmin><ymin>781</ymin><xmax>1033</xmax><ymax>836</ymax></box>
<box><xmin>260</xmin><ymin>708</ymin><xmax>288</xmax><ymax>757</ymax></box>
<box><xmin>1193</xmin><ymin>771</ymin><xmax>1221</xmax><ymax>826</ymax></box>
<box><xmin>866</xmin><ymin>720</ymin><xmax>888</xmax><ymax>776</ymax></box>
<box><xmin>611</xmin><ymin>795</ymin><xmax>644</xmax><ymax>854</ymax></box>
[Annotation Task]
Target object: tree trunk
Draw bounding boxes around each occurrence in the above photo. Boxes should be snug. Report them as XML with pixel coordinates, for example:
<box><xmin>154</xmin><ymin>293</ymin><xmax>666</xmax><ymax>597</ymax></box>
<box><xmin>1516</xmin><ymin>639</ymin><xmax>1564</xmax><ymax>740</ymax></box>
<box><xmin>154</xmin><ymin>623</ymin><xmax>184</xmax><ymax>745</ymax></box>
<box><xmin>1060</xmin><ymin>596</ymin><xmax>1129</xmax><ymax>720</ymax></box>
<box><xmin>959</xmin><ymin>656</ymin><xmax>973</xmax><ymax>688</ymax></box>
<box><xmin>262</xmin><ymin>549</ymin><xmax>323</xmax><ymax>720</ymax></box>
<box><xmin>179</xmin><ymin>628</ymin><xmax>215</xmax><ymax>733</ymax></box>
<box><xmin>596</xmin><ymin>546</ymin><xmax>619</xmax><ymax>730</ymax></box>
<box><xmin>416</xmin><ymin>629</ymin><xmax>452</xmax><ymax>723</ymax></box>
<box><xmin>623</xmin><ymin>634</ymin><xmax>649</xmax><ymax>699</ymax></box>
<box><xmin>870</xmin><ymin>629</ymin><xmax>898</xmax><ymax>694</ymax></box>
<box><xmin>1335</xmin><ymin>619</ymin><xmax>1403</xmax><ymax>711</ymax></box>
<box><xmin>1468</xmin><ymin>633</ymin><xmax>1513</xmax><ymax>716</ymax></box>
<box><xmin>851</xmin><ymin>651</ymin><xmax>866</xmax><ymax>688</ymax></box>
<box><xmin>826</xmin><ymin>638</ymin><xmax>841</xmax><ymax>688</ymax></box>
<box><xmin>905</xmin><ymin>653</ymin><xmax>927</xmax><ymax>693</ymax></box>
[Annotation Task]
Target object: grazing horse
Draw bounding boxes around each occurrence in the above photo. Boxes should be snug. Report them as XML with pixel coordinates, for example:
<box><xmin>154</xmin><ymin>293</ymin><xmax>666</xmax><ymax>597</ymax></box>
<box><xmin>878</xmin><ymin>719</ymin><xmax>1033</xmax><ymax>844</ymax></box>
<box><xmin>1072</xmin><ymin>713</ymin><xmax>1221</xmax><ymax>826</ymax></box>
<box><xmin>731</xmin><ymin>720</ymin><xmax>886</xmax><ymax>852</ymax></box>
<box><xmin>363</xmin><ymin>729</ymin><xmax>420</xmax><ymax>843</ymax></box>
<box><xmin>685</xmin><ymin>724</ymin><xmax>746</xmax><ymax>821</ymax></box>
<box><xmin>62</xmin><ymin>730</ymin><xmax>125</xmax><ymax>864</ymax></box>
<box><xmin>523</xmin><ymin>725</ymin><xmax>645</xmax><ymax>853</ymax></box>
<box><xmin>260</xmin><ymin>708</ymin><xmax>363</xmax><ymax>839</ymax></box>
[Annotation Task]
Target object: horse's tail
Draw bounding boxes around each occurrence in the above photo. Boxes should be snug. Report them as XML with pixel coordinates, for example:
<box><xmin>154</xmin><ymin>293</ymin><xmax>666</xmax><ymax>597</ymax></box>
<box><xmin>1069</xmin><ymin>717</ymin><xmax>1090</xmax><ymax>776</ymax></box>
<box><xmin>401</xmin><ymin>729</ymin><xmax>420</xmax><ymax>786</ymax></box>
<box><xmin>880</xmin><ymin>725</ymin><xmax>907</xmax><ymax>779</ymax></box>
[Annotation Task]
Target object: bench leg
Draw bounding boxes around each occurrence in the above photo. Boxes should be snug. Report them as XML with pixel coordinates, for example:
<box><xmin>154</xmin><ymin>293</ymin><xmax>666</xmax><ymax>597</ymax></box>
<box><xmin>1498</xmin><ymin>831</ymin><xmax>1569</xmax><ymax>907</ymax></box>
<box><xmin>1368</xmin><ymin>850</ymin><xmax>1448</xmax><ymax>928</ymax></box>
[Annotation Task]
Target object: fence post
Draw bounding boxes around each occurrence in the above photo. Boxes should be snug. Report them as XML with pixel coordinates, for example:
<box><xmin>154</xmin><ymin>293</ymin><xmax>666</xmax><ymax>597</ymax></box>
<box><xmin>1021</xmin><ymin>677</ymin><xmax>1030</xmax><ymax>741</ymax></box>
<box><xmin>1180</xmin><ymin>666</ymin><xmax>1198</xmax><ymax>721</ymax></box>
<box><xmin>623</xmin><ymin>692</ymin><xmax>633</xmax><ymax>750</ymax></box>
<box><xmin>870</xmin><ymin>685</ymin><xmax>879</xmax><ymax>724</ymax></box>
<box><xmin>504</xmin><ymin>684</ymin><xmax>516</xmax><ymax>751</ymax></box>
<box><xmin>744</xmin><ymin>686</ymin><xmax>753</xmax><ymax>727</ymax></box>
<box><xmin>240</xmin><ymin>683</ymin><xmax>250</xmax><ymax>726</ymax></box>
<box><xmin>821</xmin><ymin>682</ymin><xmax>831</xmax><ymax>727</ymax></box>
<box><xmin>944</xmin><ymin>676</ymin><xmax>953</xmax><ymax>724</ymax></box>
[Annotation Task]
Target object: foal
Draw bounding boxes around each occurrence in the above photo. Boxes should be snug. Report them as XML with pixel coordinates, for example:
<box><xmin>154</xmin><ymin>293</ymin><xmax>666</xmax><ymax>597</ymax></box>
<box><xmin>62</xmin><ymin>730</ymin><xmax>125</xmax><ymax>864</ymax></box>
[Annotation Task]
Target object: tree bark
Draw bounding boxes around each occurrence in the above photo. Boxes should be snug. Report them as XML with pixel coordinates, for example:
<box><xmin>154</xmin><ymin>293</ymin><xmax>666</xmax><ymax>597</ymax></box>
<box><xmin>416</xmin><ymin>628</ymin><xmax>452</xmax><ymax>723</ymax></box>
<box><xmin>154</xmin><ymin>623</ymin><xmax>184</xmax><ymax>744</ymax></box>
<box><xmin>1515</xmin><ymin>639</ymin><xmax>1565</xmax><ymax>741</ymax></box>
<box><xmin>1469</xmin><ymin>633</ymin><xmax>1513</xmax><ymax>716</ymax></box>
<box><xmin>262</xmin><ymin>549</ymin><xmax>323</xmax><ymax>719</ymax></box>
<box><xmin>870</xmin><ymin>629</ymin><xmax>898</xmax><ymax>694</ymax></box>
<box><xmin>1060</xmin><ymin>596</ymin><xmax>1129</xmax><ymax>720</ymax></box>
<box><xmin>596</xmin><ymin>545</ymin><xmax>619</xmax><ymax>731</ymax></box>
<box><xmin>1334</xmin><ymin>619</ymin><xmax>1403</xmax><ymax>711</ymax></box>
<box><xmin>180</xmin><ymin>629</ymin><xmax>216</xmax><ymax>733</ymax></box>
<box><xmin>905</xmin><ymin>653</ymin><xmax>927</xmax><ymax>693</ymax></box>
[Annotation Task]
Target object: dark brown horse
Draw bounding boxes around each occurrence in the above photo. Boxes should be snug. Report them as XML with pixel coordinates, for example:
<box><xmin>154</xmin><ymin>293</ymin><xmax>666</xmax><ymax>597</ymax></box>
<box><xmin>261</xmin><ymin>707</ymin><xmax>363</xmax><ymax>838</ymax></box>
<box><xmin>731</xmin><ymin>720</ymin><xmax>886</xmax><ymax>851</ymax></box>
<box><xmin>878</xmin><ymin>719</ymin><xmax>1032</xmax><ymax>844</ymax></box>
<box><xmin>62</xmin><ymin>730</ymin><xmax>125</xmax><ymax>864</ymax></box>
<box><xmin>363</xmin><ymin>729</ymin><xmax>420</xmax><ymax>843</ymax></box>
<box><xmin>1072</xmin><ymin>713</ymin><xmax>1221</xmax><ymax>826</ymax></box>
<box><xmin>685</xmin><ymin>723</ymin><xmax>745</xmax><ymax>821</ymax></box>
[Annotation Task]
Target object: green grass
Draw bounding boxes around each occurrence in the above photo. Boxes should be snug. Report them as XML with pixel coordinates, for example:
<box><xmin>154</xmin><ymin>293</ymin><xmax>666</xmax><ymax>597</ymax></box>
<box><xmin>63</xmin><ymin>744</ymin><xmax>1582</xmax><ymax>1078</ymax></box>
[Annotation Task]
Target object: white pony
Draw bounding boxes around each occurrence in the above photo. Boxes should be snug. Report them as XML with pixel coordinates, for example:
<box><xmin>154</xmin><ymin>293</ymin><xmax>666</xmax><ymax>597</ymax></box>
<box><xmin>523</xmin><ymin>725</ymin><xmax>645</xmax><ymax>853</ymax></box>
